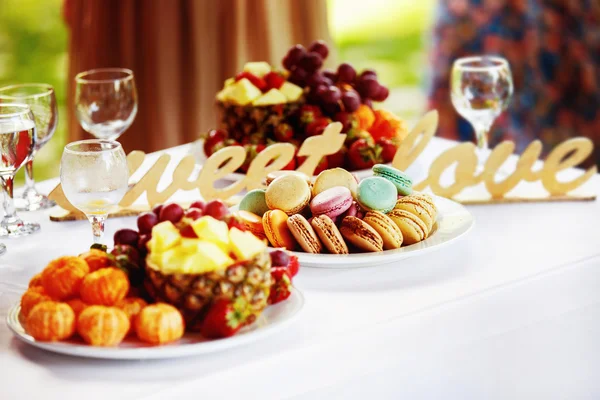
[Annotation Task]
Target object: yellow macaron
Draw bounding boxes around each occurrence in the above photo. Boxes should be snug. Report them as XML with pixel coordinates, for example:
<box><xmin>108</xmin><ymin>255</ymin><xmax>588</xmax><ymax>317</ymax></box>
<box><xmin>387</xmin><ymin>209</ymin><xmax>427</xmax><ymax>245</ymax></box>
<box><xmin>394</xmin><ymin>194</ymin><xmax>436</xmax><ymax>234</ymax></box>
<box><xmin>364</xmin><ymin>211</ymin><xmax>403</xmax><ymax>249</ymax></box>
<box><xmin>265</xmin><ymin>174</ymin><xmax>311</xmax><ymax>215</ymax></box>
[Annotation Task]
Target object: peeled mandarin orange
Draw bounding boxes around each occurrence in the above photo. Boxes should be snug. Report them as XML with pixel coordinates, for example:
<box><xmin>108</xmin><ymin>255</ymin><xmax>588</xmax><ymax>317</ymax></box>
<box><xmin>28</xmin><ymin>273</ymin><xmax>43</xmax><ymax>288</ymax></box>
<box><xmin>77</xmin><ymin>306</ymin><xmax>130</xmax><ymax>346</ymax></box>
<box><xmin>79</xmin><ymin>249</ymin><xmax>114</xmax><ymax>272</ymax></box>
<box><xmin>135</xmin><ymin>303</ymin><xmax>185</xmax><ymax>345</ymax></box>
<box><xmin>26</xmin><ymin>301</ymin><xmax>76</xmax><ymax>341</ymax></box>
<box><xmin>20</xmin><ymin>287</ymin><xmax>52</xmax><ymax>318</ymax></box>
<box><xmin>66</xmin><ymin>298</ymin><xmax>89</xmax><ymax>318</ymax></box>
<box><xmin>41</xmin><ymin>256</ymin><xmax>90</xmax><ymax>300</ymax></box>
<box><xmin>80</xmin><ymin>268</ymin><xmax>129</xmax><ymax>306</ymax></box>
<box><xmin>116</xmin><ymin>297</ymin><xmax>147</xmax><ymax>334</ymax></box>
<box><xmin>355</xmin><ymin>104</ymin><xmax>376</xmax><ymax>130</ymax></box>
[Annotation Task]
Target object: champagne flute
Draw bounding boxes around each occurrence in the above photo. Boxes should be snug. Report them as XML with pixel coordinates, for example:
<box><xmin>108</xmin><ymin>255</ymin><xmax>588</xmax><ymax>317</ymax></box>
<box><xmin>0</xmin><ymin>84</ymin><xmax>58</xmax><ymax>211</ymax></box>
<box><xmin>0</xmin><ymin>104</ymin><xmax>40</xmax><ymax>237</ymax></box>
<box><xmin>75</xmin><ymin>68</ymin><xmax>138</xmax><ymax>141</ymax></box>
<box><xmin>450</xmin><ymin>56</ymin><xmax>513</xmax><ymax>168</ymax></box>
<box><xmin>60</xmin><ymin>140</ymin><xmax>128</xmax><ymax>244</ymax></box>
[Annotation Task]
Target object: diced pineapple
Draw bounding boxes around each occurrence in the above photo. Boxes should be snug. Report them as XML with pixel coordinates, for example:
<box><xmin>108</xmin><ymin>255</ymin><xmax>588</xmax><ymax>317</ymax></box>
<box><xmin>157</xmin><ymin>248</ymin><xmax>189</xmax><ymax>272</ymax></box>
<box><xmin>151</xmin><ymin>221</ymin><xmax>182</xmax><ymax>252</ymax></box>
<box><xmin>181</xmin><ymin>241</ymin><xmax>234</xmax><ymax>273</ymax></box>
<box><xmin>224</xmin><ymin>77</ymin><xmax>235</xmax><ymax>87</ymax></box>
<box><xmin>229</xmin><ymin>227</ymin><xmax>266</xmax><ymax>260</ymax></box>
<box><xmin>279</xmin><ymin>82</ymin><xmax>303</xmax><ymax>102</ymax></box>
<box><xmin>191</xmin><ymin>216</ymin><xmax>230</xmax><ymax>250</ymax></box>
<box><xmin>216</xmin><ymin>84</ymin><xmax>236</xmax><ymax>102</ymax></box>
<box><xmin>252</xmin><ymin>88</ymin><xmax>287</xmax><ymax>106</ymax></box>
<box><xmin>228</xmin><ymin>78</ymin><xmax>262</xmax><ymax>105</ymax></box>
<box><xmin>243</xmin><ymin>61</ymin><xmax>271</xmax><ymax>77</ymax></box>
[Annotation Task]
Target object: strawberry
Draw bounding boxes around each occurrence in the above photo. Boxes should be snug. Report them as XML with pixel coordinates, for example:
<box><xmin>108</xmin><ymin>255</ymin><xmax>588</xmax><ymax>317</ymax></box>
<box><xmin>235</xmin><ymin>71</ymin><xmax>267</xmax><ymax>91</ymax></box>
<box><xmin>327</xmin><ymin>145</ymin><xmax>347</xmax><ymax>169</ymax></box>
<box><xmin>264</xmin><ymin>71</ymin><xmax>286</xmax><ymax>90</ymax></box>
<box><xmin>297</xmin><ymin>155</ymin><xmax>329</xmax><ymax>175</ymax></box>
<box><xmin>269</xmin><ymin>267</ymin><xmax>292</xmax><ymax>304</ymax></box>
<box><xmin>287</xmin><ymin>255</ymin><xmax>299</xmax><ymax>278</ymax></box>
<box><xmin>274</xmin><ymin>123</ymin><xmax>294</xmax><ymax>142</ymax></box>
<box><xmin>203</xmin><ymin>129</ymin><xmax>227</xmax><ymax>156</ymax></box>
<box><xmin>305</xmin><ymin>117</ymin><xmax>331</xmax><ymax>137</ymax></box>
<box><xmin>348</xmin><ymin>139</ymin><xmax>380</xmax><ymax>170</ymax></box>
<box><xmin>281</xmin><ymin>156</ymin><xmax>297</xmax><ymax>171</ymax></box>
<box><xmin>200</xmin><ymin>298</ymin><xmax>249</xmax><ymax>339</ymax></box>
<box><xmin>300</xmin><ymin>105</ymin><xmax>322</xmax><ymax>125</ymax></box>
<box><xmin>180</xmin><ymin>223</ymin><xmax>197</xmax><ymax>238</ymax></box>
<box><xmin>241</xmin><ymin>143</ymin><xmax>266</xmax><ymax>173</ymax></box>
<box><xmin>377</xmin><ymin>137</ymin><xmax>397</xmax><ymax>163</ymax></box>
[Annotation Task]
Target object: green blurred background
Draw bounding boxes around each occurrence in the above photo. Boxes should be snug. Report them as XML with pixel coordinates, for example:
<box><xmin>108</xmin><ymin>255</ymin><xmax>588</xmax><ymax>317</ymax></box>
<box><xmin>0</xmin><ymin>0</ymin><xmax>435</xmax><ymax>183</ymax></box>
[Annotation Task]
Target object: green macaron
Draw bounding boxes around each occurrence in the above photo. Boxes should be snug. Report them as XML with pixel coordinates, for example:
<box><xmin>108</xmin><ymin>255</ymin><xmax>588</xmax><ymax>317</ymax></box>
<box><xmin>239</xmin><ymin>189</ymin><xmax>270</xmax><ymax>216</ymax></box>
<box><xmin>372</xmin><ymin>164</ymin><xmax>413</xmax><ymax>196</ymax></box>
<box><xmin>357</xmin><ymin>176</ymin><xmax>397</xmax><ymax>213</ymax></box>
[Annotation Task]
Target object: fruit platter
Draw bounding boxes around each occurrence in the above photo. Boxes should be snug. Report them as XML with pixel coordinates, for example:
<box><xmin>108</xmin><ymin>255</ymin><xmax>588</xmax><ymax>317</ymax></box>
<box><xmin>200</xmin><ymin>40</ymin><xmax>410</xmax><ymax>176</ymax></box>
<box><xmin>7</xmin><ymin>200</ymin><xmax>304</xmax><ymax>359</ymax></box>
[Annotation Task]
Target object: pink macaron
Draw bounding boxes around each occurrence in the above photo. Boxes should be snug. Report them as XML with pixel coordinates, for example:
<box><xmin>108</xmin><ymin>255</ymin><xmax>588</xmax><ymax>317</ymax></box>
<box><xmin>310</xmin><ymin>186</ymin><xmax>353</xmax><ymax>219</ymax></box>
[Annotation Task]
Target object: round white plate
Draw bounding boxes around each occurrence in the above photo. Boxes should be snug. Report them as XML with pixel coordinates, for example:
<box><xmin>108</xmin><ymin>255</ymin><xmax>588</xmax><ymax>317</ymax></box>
<box><xmin>295</xmin><ymin>196</ymin><xmax>474</xmax><ymax>268</ymax></box>
<box><xmin>7</xmin><ymin>288</ymin><xmax>304</xmax><ymax>360</ymax></box>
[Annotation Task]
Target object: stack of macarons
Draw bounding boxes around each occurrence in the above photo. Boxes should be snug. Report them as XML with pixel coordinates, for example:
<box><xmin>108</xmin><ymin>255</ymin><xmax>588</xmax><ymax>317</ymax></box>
<box><xmin>236</xmin><ymin>164</ymin><xmax>437</xmax><ymax>254</ymax></box>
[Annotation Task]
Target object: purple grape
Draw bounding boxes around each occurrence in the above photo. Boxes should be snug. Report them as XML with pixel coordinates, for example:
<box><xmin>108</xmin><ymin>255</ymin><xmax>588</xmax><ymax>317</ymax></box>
<box><xmin>270</xmin><ymin>249</ymin><xmax>290</xmax><ymax>267</ymax></box>
<box><xmin>299</xmin><ymin>53</ymin><xmax>323</xmax><ymax>73</ymax></box>
<box><xmin>356</xmin><ymin>77</ymin><xmax>380</xmax><ymax>98</ymax></box>
<box><xmin>362</xmin><ymin>98</ymin><xmax>373</xmax><ymax>108</ymax></box>
<box><xmin>334</xmin><ymin>111</ymin><xmax>353</xmax><ymax>132</ymax></box>
<box><xmin>359</xmin><ymin>69</ymin><xmax>377</xmax><ymax>80</ymax></box>
<box><xmin>322</xmin><ymin>69</ymin><xmax>337</xmax><ymax>82</ymax></box>
<box><xmin>341</xmin><ymin>90</ymin><xmax>361</xmax><ymax>112</ymax></box>
<box><xmin>372</xmin><ymin>85</ymin><xmax>390</xmax><ymax>102</ymax></box>
<box><xmin>308</xmin><ymin>40</ymin><xmax>329</xmax><ymax>59</ymax></box>
<box><xmin>337</xmin><ymin>63</ymin><xmax>356</xmax><ymax>83</ymax></box>
<box><xmin>283</xmin><ymin>45</ymin><xmax>306</xmax><ymax>70</ymax></box>
<box><xmin>289</xmin><ymin>68</ymin><xmax>308</xmax><ymax>86</ymax></box>
<box><xmin>322</xmin><ymin>86</ymin><xmax>342</xmax><ymax>104</ymax></box>
<box><xmin>114</xmin><ymin>229</ymin><xmax>140</xmax><ymax>247</ymax></box>
<box><xmin>322</xmin><ymin>102</ymin><xmax>341</xmax><ymax>116</ymax></box>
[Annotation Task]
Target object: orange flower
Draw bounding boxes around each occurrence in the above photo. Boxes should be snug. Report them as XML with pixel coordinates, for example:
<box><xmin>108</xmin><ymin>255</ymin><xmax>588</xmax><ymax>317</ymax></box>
<box><xmin>80</xmin><ymin>268</ymin><xmax>129</xmax><ymax>306</ymax></box>
<box><xmin>369</xmin><ymin>109</ymin><xmax>409</xmax><ymax>141</ymax></box>
<box><xmin>28</xmin><ymin>273</ymin><xmax>43</xmax><ymax>288</ymax></box>
<box><xmin>77</xmin><ymin>306</ymin><xmax>130</xmax><ymax>347</ymax></box>
<box><xmin>135</xmin><ymin>303</ymin><xmax>185</xmax><ymax>345</ymax></box>
<box><xmin>66</xmin><ymin>298</ymin><xmax>89</xmax><ymax>318</ymax></box>
<box><xmin>354</xmin><ymin>105</ymin><xmax>376</xmax><ymax>130</ymax></box>
<box><xmin>26</xmin><ymin>301</ymin><xmax>75</xmax><ymax>341</ymax></box>
<box><xmin>116</xmin><ymin>297</ymin><xmax>148</xmax><ymax>335</ymax></box>
<box><xmin>20</xmin><ymin>287</ymin><xmax>52</xmax><ymax>318</ymax></box>
<box><xmin>79</xmin><ymin>249</ymin><xmax>114</xmax><ymax>272</ymax></box>
<box><xmin>41</xmin><ymin>256</ymin><xmax>90</xmax><ymax>300</ymax></box>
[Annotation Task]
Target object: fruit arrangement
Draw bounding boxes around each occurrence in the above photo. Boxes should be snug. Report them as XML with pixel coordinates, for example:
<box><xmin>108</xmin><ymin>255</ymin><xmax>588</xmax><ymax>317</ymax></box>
<box><xmin>206</xmin><ymin>40</ymin><xmax>409</xmax><ymax>173</ymax></box>
<box><xmin>18</xmin><ymin>200</ymin><xmax>299</xmax><ymax>346</ymax></box>
<box><xmin>237</xmin><ymin>166</ymin><xmax>437</xmax><ymax>254</ymax></box>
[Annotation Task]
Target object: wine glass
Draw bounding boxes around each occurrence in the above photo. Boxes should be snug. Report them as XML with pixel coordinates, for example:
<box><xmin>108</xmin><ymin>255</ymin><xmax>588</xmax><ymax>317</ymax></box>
<box><xmin>74</xmin><ymin>68</ymin><xmax>138</xmax><ymax>141</ymax></box>
<box><xmin>450</xmin><ymin>56</ymin><xmax>513</xmax><ymax>168</ymax></box>
<box><xmin>0</xmin><ymin>84</ymin><xmax>58</xmax><ymax>211</ymax></box>
<box><xmin>60</xmin><ymin>140</ymin><xmax>128</xmax><ymax>244</ymax></box>
<box><xmin>0</xmin><ymin>104</ymin><xmax>40</xmax><ymax>237</ymax></box>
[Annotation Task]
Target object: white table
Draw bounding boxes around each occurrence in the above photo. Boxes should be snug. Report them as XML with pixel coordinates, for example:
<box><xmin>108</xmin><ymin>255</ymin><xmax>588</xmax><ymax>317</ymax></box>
<box><xmin>1</xmin><ymin>138</ymin><xmax>599</xmax><ymax>400</ymax></box>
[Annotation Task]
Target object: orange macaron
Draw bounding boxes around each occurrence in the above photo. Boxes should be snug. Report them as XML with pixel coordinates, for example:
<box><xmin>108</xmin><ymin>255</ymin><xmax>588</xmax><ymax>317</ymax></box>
<box><xmin>262</xmin><ymin>209</ymin><xmax>297</xmax><ymax>250</ymax></box>
<box><xmin>237</xmin><ymin>210</ymin><xmax>266</xmax><ymax>239</ymax></box>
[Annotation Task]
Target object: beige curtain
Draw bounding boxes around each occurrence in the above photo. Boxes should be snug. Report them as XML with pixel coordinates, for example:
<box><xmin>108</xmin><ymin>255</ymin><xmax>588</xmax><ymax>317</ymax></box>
<box><xmin>64</xmin><ymin>0</ymin><xmax>334</xmax><ymax>154</ymax></box>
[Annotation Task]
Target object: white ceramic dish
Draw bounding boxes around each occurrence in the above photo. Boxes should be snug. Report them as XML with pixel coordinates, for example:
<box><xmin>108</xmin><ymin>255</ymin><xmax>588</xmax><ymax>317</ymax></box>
<box><xmin>7</xmin><ymin>288</ymin><xmax>304</xmax><ymax>360</ymax></box>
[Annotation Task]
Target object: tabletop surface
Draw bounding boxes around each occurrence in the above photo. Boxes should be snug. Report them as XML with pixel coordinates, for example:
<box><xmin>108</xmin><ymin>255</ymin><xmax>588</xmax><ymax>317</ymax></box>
<box><xmin>1</xmin><ymin>138</ymin><xmax>598</xmax><ymax>400</ymax></box>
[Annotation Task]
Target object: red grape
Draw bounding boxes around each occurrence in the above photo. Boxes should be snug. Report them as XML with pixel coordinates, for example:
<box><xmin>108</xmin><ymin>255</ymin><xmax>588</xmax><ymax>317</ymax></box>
<box><xmin>360</xmin><ymin>69</ymin><xmax>377</xmax><ymax>80</ymax></box>
<box><xmin>356</xmin><ymin>77</ymin><xmax>380</xmax><ymax>98</ymax></box>
<box><xmin>111</xmin><ymin>244</ymin><xmax>141</xmax><ymax>265</ymax></box>
<box><xmin>308</xmin><ymin>40</ymin><xmax>329</xmax><ymax>59</ymax></box>
<box><xmin>137</xmin><ymin>212</ymin><xmax>159</xmax><ymax>234</ymax></box>
<box><xmin>283</xmin><ymin>45</ymin><xmax>306</xmax><ymax>70</ymax></box>
<box><xmin>322</xmin><ymin>69</ymin><xmax>337</xmax><ymax>82</ymax></box>
<box><xmin>289</xmin><ymin>68</ymin><xmax>308</xmax><ymax>86</ymax></box>
<box><xmin>152</xmin><ymin>204</ymin><xmax>163</xmax><ymax>217</ymax></box>
<box><xmin>334</xmin><ymin>112</ymin><xmax>353</xmax><ymax>132</ymax></box>
<box><xmin>322</xmin><ymin>102</ymin><xmax>341</xmax><ymax>116</ymax></box>
<box><xmin>299</xmin><ymin>53</ymin><xmax>323</xmax><ymax>72</ymax></box>
<box><xmin>372</xmin><ymin>85</ymin><xmax>390</xmax><ymax>102</ymax></box>
<box><xmin>204</xmin><ymin>200</ymin><xmax>229</xmax><ymax>220</ymax></box>
<box><xmin>114</xmin><ymin>229</ymin><xmax>140</xmax><ymax>247</ymax></box>
<box><xmin>341</xmin><ymin>90</ymin><xmax>361</xmax><ymax>112</ymax></box>
<box><xmin>185</xmin><ymin>207</ymin><xmax>204</xmax><ymax>220</ymax></box>
<box><xmin>190</xmin><ymin>200</ymin><xmax>206</xmax><ymax>211</ymax></box>
<box><xmin>270</xmin><ymin>249</ymin><xmax>290</xmax><ymax>267</ymax></box>
<box><xmin>362</xmin><ymin>98</ymin><xmax>373</xmax><ymax>108</ymax></box>
<box><xmin>159</xmin><ymin>203</ymin><xmax>184</xmax><ymax>224</ymax></box>
<box><xmin>138</xmin><ymin>234</ymin><xmax>152</xmax><ymax>252</ymax></box>
<box><xmin>203</xmin><ymin>129</ymin><xmax>227</xmax><ymax>156</ymax></box>
<box><xmin>321</xmin><ymin>86</ymin><xmax>342</xmax><ymax>105</ymax></box>
<box><xmin>337</xmin><ymin>63</ymin><xmax>356</xmax><ymax>83</ymax></box>
<box><xmin>180</xmin><ymin>224</ymin><xmax>197</xmax><ymax>238</ymax></box>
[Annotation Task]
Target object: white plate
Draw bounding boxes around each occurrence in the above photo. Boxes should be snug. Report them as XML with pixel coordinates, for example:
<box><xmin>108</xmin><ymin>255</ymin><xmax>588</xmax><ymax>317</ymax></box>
<box><xmin>7</xmin><ymin>288</ymin><xmax>304</xmax><ymax>360</ymax></box>
<box><xmin>295</xmin><ymin>196</ymin><xmax>474</xmax><ymax>268</ymax></box>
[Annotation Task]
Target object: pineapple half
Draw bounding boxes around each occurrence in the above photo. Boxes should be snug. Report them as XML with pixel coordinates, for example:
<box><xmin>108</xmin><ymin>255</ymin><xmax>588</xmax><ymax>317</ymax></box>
<box><xmin>144</xmin><ymin>219</ymin><xmax>272</xmax><ymax>331</ymax></box>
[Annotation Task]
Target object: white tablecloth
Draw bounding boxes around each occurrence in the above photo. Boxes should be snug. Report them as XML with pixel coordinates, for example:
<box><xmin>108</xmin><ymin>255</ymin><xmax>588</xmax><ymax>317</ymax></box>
<box><xmin>1</xmin><ymin>138</ymin><xmax>598</xmax><ymax>400</ymax></box>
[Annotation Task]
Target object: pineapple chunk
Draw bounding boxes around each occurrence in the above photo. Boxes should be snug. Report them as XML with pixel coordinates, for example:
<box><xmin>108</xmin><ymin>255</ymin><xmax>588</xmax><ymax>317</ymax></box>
<box><xmin>224</xmin><ymin>77</ymin><xmax>235</xmax><ymax>87</ymax></box>
<box><xmin>156</xmin><ymin>248</ymin><xmax>189</xmax><ymax>272</ymax></box>
<box><xmin>279</xmin><ymin>81</ymin><xmax>303</xmax><ymax>102</ymax></box>
<box><xmin>216</xmin><ymin>84</ymin><xmax>236</xmax><ymax>102</ymax></box>
<box><xmin>228</xmin><ymin>78</ymin><xmax>262</xmax><ymax>105</ymax></box>
<box><xmin>181</xmin><ymin>241</ymin><xmax>234</xmax><ymax>273</ymax></box>
<box><xmin>252</xmin><ymin>88</ymin><xmax>287</xmax><ymax>106</ymax></box>
<box><xmin>150</xmin><ymin>221</ymin><xmax>182</xmax><ymax>252</ymax></box>
<box><xmin>229</xmin><ymin>227</ymin><xmax>266</xmax><ymax>260</ymax></box>
<box><xmin>243</xmin><ymin>61</ymin><xmax>271</xmax><ymax>77</ymax></box>
<box><xmin>191</xmin><ymin>216</ymin><xmax>230</xmax><ymax>250</ymax></box>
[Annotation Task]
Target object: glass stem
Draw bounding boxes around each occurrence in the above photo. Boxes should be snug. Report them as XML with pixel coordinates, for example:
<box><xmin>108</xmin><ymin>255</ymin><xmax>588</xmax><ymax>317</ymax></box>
<box><xmin>473</xmin><ymin>122</ymin><xmax>491</xmax><ymax>168</ymax></box>
<box><xmin>24</xmin><ymin>160</ymin><xmax>35</xmax><ymax>192</ymax></box>
<box><xmin>87</xmin><ymin>214</ymin><xmax>107</xmax><ymax>244</ymax></box>
<box><xmin>1</xmin><ymin>176</ymin><xmax>18</xmax><ymax>222</ymax></box>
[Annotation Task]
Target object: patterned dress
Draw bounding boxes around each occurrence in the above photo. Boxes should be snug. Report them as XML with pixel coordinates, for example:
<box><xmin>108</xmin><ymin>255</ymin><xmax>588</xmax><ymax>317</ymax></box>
<box><xmin>428</xmin><ymin>0</ymin><xmax>600</xmax><ymax>166</ymax></box>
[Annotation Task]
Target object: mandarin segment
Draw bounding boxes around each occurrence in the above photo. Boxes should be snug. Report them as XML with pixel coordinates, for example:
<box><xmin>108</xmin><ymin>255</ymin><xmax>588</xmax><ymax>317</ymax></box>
<box><xmin>79</xmin><ymin>249</ymin><xmax>114</xmax><ymax>272</ymax></box>
<box><xmin>116</xmin><ymin>297</ymin><xmax>148</xmax><ymax>334</ymax></box>
<box><xmin>77</xmin><ymin>306</ymin><xmax>130</xmax><ymax>347</ymax></box>
<box><xmin>28</xmin><ymin>273</ymin><xmax>43</xmax><ymax>288</ymax></box>
<box><xmin>66</xmin><ymin>298</ymin><xmax>89</xmax><ymax>318</ymax></box>
<box><xmin>80</xmin><ymin>268</ymin><xmax>129</xmax><ymax>306</ymax></box>
<box><xmin>20</xmin><ymin>287</ymin><xmax>52</xmax><ymax>318</ymax></box>
<box><xmin>26</xmin><ymin>301</ymin><xmax>76</xmax><ymax>341</ymax></box>
<box><xmin>135</xmin><ymin>303</ymin><xmax>185</xmax><ymax>345</ymax></box>
<box><xmin>41</xmin><ymin>256</ymin><xmax>90</xmax><ymax>300</ymax></box>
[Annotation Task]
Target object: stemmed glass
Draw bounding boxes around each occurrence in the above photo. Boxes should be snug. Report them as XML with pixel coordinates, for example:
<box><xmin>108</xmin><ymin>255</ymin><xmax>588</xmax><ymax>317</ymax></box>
<box><xmin>450</xmin><ymin>56</ymin><xmax>513</xmax><ymax>168</ymax></box>
<box><xmin>0</xmin><ymin>84</ymin><xmax>58</xmax><ymax>211</ymax></box>
<box><xmin>60</xmin><ymin>140</ymin><xmax>128</xmax><ymax>244</ymax></box>
<box><xmin>0</xmin><ymin>104</ymin><xmax>40</xmax><ymax>239</ymax></box>
<box><xmin>75</xmin><ymin>68</ymin><xmax>138</xmax><ymax>141</ymax></box>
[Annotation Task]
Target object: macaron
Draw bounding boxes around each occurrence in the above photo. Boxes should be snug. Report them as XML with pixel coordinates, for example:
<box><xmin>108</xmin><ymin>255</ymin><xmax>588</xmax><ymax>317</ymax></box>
<box><xmin>364</xmin><ymin>211</ymin><xmax>403</xmax><ymax>250</ymax></box>
<box><xmin>373</xmin><ymin>164</ymin><xmax>413</xmax><ymax>196</ymax></box>
<box><xmin>262</xmin><ymin>209</ymin><xmax>297</xmax><ymax>250</ymax></box>
<box><xmin>339</xmin><ymin>216</ymin><xmax>383</xmax><ymax>252</ymax></box>
<box><xmin>412</xmin><ymin>192</ymin><xmax>437</xmax><ymax>216</ymax></box>
<box><xmin>239</xmin><ymin>189</ymin><xmax>270</xmax><ymax>216</ymax></box>
<box><xmin>339</xmin><ymin>201</ymin><xmax>364</xmax><ymax>220</ymax></box>
<box><xmin>312</xmin><ymin>168</ymin><xmax>358</xmax><ymax>199</ymax></box>
<box><xmin>237</xmin><ymin>210</ymin><xmax>266</xmax><ymax>239</ymax></box>
<box><xmin>265</xmin><ymin>170</ymin><xmax>311</xmax><ymax>186</ymax></box>
<box><xmin>387</xmin><ymin>209</ymin><xmax>427</xmax><ymax>245</ymax></box>
<box><xmin>394</xmin><ymin>194</ymin><xmax>436</xmax><ymax>234</ymax></box>
<box><xmin>265</xmin><ymin>174</ymin><xmax>311</xmax><ymax>215</ymax></box>
<box><xmin>310</xmin><ymin>186</ymin><xmax>353</xmax><ymax>219</ymax></box>
<box><xmin>287</xmin><ymin>214</ymin><xmax>322</xmax><ymax>254</ymax></box>
<box><xmin>310</xmin><ymin>215</ymin><xmax>348</xmax><ymax>254</ymax></box>
<box><xmin>356</xmin><ymin>176</ymin><xmax>397</xmax><ymax>213</ymax></box>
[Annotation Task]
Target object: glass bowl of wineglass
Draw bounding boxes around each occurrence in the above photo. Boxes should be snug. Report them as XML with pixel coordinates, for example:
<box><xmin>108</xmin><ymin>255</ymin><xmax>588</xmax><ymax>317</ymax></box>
<box><xmin>0</xmin><ymin>83</ymin><xmax>58</xmax><ymax>211</ymax></box>
<box><xmin>450</xmin><ymin>56</ymin><xmax>513</xmax><ymax>169</ymax></box>
<box><xmin>75</xmin><ymin>68</ymin><xmax>138</xmax><ymax>141</ymax></box>
<box><xmin>60</xmin><ymin>140</ymin><xmax>129</xmax><ymax>244</ymax></box>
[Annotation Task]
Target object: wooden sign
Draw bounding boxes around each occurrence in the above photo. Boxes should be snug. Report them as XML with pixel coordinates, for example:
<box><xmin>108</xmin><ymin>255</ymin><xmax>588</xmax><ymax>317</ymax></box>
<box><xmin>49</xmin><ymin>111</ymin><xmax>597</xmax><ymax>221</ymax></box>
